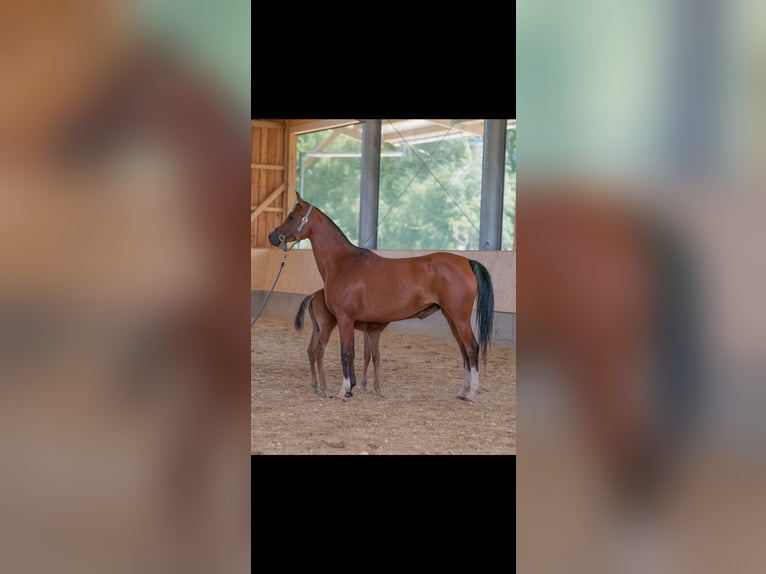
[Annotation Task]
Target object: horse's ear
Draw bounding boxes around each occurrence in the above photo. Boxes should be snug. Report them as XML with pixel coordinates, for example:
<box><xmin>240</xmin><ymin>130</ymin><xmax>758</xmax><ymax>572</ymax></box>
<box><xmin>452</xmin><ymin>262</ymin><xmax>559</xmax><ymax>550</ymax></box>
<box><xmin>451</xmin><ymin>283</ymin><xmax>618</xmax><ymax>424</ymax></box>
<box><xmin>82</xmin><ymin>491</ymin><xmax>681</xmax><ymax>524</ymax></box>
<box><xmin>295</xmin><ymin>192</ymin><xmax>304</xmax><ymax>206</ymax></box>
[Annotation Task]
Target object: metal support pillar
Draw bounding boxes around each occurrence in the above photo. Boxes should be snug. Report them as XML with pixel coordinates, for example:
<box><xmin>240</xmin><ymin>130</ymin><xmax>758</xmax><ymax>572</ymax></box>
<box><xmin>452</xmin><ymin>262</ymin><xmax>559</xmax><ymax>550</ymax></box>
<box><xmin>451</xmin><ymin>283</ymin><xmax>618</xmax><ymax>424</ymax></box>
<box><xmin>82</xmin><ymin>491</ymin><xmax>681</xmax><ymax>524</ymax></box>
<box><xmin>359</xmin><ymin>120</ymin><xmax>382</xmax><ymax>249</ymax></box>
<box><xmin>479</xmin><ymin>119</ymin><xmax>507</xmax><ymax>250</ymax></box>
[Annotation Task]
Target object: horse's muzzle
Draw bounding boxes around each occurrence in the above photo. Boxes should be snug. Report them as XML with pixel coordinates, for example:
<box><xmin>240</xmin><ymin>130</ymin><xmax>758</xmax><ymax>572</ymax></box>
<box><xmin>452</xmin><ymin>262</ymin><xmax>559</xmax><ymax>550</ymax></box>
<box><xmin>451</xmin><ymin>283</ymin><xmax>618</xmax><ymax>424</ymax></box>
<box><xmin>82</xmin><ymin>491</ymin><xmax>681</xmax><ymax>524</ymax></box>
<box><xmin>268</xmin><ymin>229</ymin><xmax>281</xmax><ymax>247</ymax></box>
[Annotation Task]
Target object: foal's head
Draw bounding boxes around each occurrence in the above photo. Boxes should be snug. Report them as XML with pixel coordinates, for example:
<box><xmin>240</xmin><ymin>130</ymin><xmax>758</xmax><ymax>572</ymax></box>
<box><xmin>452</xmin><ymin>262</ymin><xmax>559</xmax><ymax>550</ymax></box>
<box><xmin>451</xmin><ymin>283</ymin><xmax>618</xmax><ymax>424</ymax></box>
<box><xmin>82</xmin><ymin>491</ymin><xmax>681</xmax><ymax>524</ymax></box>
<box><xmin>268</xmin><ymin>193</ymin><xmax>314</xmax><ymax>248</ymax></box>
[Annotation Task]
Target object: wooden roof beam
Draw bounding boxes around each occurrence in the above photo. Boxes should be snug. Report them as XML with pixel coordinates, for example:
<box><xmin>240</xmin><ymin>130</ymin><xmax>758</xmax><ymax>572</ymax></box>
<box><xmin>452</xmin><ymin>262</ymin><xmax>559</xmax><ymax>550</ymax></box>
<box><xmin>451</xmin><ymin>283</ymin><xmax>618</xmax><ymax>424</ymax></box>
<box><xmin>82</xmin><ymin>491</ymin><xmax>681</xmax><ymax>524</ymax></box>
<box><xmin>251</xmin><ymin>183</ymin><xmax>286</xmax><ymax>222</ymax></box>
<box><xmin>303</xmin><ymin>131</ymin><xmax>342</xmax><ymax>170</ymax></box>
<box><xmin>426</xmin><ymin>119</ymin><xmax>485</xmax><ymax>137</ymax></box>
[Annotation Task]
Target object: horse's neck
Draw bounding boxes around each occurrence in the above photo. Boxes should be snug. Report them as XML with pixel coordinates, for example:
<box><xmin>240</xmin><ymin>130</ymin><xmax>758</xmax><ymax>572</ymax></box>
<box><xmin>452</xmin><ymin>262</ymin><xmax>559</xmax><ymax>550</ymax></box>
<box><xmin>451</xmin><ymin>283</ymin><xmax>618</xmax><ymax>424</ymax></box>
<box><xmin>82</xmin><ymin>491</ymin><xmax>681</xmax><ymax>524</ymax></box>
<box><xmin>308</xmin><ymin>213</ymin><xmax>357</xmax><ymax>279</ymax></box>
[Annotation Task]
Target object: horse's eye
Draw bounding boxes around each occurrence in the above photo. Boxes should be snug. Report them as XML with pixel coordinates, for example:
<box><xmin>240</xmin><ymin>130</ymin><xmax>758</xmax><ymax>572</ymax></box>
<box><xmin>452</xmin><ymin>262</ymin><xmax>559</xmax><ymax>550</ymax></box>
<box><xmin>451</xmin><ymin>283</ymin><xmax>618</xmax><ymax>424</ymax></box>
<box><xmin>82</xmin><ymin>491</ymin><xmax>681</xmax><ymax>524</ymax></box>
<box><xmin>288</xmin><ymin>214</ymin><xmax>295</xmax><ymax>221</ymax></box>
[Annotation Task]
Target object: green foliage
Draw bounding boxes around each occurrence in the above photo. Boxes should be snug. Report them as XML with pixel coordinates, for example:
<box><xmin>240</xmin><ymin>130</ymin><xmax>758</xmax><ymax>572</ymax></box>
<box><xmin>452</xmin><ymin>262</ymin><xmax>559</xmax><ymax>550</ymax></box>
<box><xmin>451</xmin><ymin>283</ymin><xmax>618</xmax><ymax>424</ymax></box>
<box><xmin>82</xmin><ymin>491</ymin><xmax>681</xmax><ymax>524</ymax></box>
<box><xmin>297</xmin><ymin>124</ymin><xmax>516</xmax><ymax>250</ymax></box>
<box><xmin>297</xmin><ymin>131</ymin><xmax>362</xmax><ymax>247</ymax></box>
<box><xmin>504</xmin><ymin>128</ymin><xmax>517</xmax><ymax>250</ymax></box>
<box><xmin>378</xmin><ymin>136</ymin><xmax>482</xmax><ymax>250</ymax></box>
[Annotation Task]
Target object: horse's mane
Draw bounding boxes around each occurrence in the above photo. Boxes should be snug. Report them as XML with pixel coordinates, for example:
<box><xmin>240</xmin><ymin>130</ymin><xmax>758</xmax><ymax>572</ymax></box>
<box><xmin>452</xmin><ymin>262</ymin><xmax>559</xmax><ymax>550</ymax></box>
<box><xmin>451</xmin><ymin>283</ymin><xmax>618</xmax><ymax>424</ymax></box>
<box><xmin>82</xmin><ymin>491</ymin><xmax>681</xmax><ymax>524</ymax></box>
<box><xmin>312</xmin><ymin>205</ymin><xmax>367</xmax><ymax>253</ymax></box>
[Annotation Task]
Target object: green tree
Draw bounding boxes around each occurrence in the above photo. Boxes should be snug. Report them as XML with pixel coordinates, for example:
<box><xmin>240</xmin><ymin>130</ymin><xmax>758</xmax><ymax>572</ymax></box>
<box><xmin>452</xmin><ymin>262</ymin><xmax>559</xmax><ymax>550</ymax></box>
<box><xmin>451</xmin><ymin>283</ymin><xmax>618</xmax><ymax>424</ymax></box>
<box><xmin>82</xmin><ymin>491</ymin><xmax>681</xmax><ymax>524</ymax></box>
<box><xmin>297</xmin><ymin>122</ymin><xmax>516</xmax><ymax>251</ymax></box>
<box><xmin>503</xmin><ymin>127</ymin><xmax>517</xmax><ymax>250</ymax></box>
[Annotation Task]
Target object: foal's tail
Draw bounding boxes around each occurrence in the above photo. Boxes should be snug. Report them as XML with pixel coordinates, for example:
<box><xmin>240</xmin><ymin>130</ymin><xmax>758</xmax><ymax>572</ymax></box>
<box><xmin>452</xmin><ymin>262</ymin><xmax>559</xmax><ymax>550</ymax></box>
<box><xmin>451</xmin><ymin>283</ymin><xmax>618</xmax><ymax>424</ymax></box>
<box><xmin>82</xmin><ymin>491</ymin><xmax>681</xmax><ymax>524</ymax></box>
<box><xmin>294</xmin><ymin>293</ymin><xmax>316</xmax><ymax>331</ymax></box>
<box><xmin>469</xmin><ymin>260</ymin><xmax>494</xmax><ymax>368</ymax></box>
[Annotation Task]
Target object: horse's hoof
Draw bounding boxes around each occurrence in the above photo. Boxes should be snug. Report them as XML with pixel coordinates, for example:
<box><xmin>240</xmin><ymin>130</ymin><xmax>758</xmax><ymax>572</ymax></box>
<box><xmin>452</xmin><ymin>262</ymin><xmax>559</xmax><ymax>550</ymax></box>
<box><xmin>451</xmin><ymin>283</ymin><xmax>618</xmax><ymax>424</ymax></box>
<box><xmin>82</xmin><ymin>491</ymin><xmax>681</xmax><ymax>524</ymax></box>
<box><xmin>345</xmin><ymin>390</ymin><xmax>353</xmax><ymax>398</ymax></box>
<box><xmin>375</xmin><ymin>391</ymin><xmax>385</xmax><ymax>398</ymax></box>
<box><xmin>335</xmin><ymin>394</ymin><xmax>347</xmax><ymax>401</ymax></box>
<box><xmin>456</xmin><ymin>394</ymin><xmax>467</xmax><ymax>400</ymax></box>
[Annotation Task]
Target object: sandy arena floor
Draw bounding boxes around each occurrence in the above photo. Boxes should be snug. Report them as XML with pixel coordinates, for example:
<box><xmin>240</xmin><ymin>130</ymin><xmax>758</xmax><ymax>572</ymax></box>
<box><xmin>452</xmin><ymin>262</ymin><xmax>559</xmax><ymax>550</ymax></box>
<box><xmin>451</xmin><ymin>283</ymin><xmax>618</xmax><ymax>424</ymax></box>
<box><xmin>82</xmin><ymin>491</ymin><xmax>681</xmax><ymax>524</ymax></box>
<box><xmin>251</xmin><ymin>317</ymin><xmax>516</xmax><ymax>454</ymax></box>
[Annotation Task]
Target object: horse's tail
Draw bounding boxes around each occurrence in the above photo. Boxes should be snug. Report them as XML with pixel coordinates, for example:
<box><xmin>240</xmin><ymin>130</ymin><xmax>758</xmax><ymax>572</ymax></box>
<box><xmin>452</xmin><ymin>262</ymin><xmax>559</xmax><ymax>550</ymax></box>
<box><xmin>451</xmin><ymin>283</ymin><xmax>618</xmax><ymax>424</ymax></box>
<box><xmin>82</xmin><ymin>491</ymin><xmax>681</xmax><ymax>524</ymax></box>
<box><xmin>649</xmin><ymin>222</ymin><xmax>702</xmax><ymax>454</ymax></box>
<box><xmin>469</xmin><ymin>260</ymin><xmax>494</xmax><ymax>368</ymax></box>
<box><xmin>294</xmin><ymin>293</ymin><xmax>315</xmax><ymax>331</ymax></box>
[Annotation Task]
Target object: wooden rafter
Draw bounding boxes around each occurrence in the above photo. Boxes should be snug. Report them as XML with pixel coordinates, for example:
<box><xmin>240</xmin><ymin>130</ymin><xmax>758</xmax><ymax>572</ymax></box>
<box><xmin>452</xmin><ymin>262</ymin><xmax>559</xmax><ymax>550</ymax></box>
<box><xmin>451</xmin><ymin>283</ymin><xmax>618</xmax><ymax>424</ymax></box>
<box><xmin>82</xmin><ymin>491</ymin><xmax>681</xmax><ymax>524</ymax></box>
<box><xmin>426</xmin><ymin>119</ymin><xmax>485</xmax><ymax>137</ymax></box>
<box><xmin>338</xmin><ymin>127</ymin><xmax>363</xmax><ymax>141</ymax></box>
<box><xmin>251</xmin><ymin>183</ymin><xmax>285</xmax><ymax>223</ymax></box>
<box><xmin>251</xmin><ymin>163</ymin><xmax>285</xmax><ymax>170</ymax></box>
<box><xmin>303</xmin><ymin>131</ymin><xmax>342</xmax><ymax>170</ymax></box>
<box><xmin>287</xmin><ymin>119</ymin><xmax>360</xmax><ymax>135</ymax></box>
<box><xmin>251</xmin><ymin>120</ymin><xmax>284</xmax><ymax>129</ymax></box>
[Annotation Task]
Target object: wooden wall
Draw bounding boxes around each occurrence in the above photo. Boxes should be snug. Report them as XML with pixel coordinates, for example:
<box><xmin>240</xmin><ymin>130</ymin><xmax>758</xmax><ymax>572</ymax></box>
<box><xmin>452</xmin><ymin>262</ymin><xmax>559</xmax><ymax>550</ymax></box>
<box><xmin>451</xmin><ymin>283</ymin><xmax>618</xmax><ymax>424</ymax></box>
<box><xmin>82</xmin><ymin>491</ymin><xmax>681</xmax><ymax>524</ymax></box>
<box><xmin>250</xmin><ymin>119</ymin><xmax>359</xmax><ymax>247</ymax></box>
<box><xmin>251</xmin><ymin>120</ymin><xmax>288</xmax><ymax>247</ymax></box>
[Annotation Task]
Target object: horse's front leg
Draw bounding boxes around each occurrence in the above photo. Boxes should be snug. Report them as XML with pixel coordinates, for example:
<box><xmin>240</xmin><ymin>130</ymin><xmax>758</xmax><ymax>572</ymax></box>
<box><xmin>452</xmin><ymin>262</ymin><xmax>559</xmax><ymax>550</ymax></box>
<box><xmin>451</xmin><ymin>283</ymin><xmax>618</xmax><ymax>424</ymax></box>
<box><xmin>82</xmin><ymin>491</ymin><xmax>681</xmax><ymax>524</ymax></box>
<box><xmin>336</xmin><ymin>316</ymin><xmax>356</xmax><ymax>400</ymax></box>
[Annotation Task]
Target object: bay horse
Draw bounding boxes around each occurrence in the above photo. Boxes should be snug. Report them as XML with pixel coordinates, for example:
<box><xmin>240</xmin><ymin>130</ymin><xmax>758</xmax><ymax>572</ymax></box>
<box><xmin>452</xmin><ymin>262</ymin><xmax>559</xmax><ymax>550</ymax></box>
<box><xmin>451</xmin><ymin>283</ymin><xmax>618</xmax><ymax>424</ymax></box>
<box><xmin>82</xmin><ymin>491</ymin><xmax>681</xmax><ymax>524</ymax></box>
<box><xmin>269</xmin><ymin>193</ymin><xmax>494</xmax><ymax>401</ymax></box>
<box><xmin>295</xmin><ymin>289</ymin><xmax>387</xmax><ymax>397</ymax></box>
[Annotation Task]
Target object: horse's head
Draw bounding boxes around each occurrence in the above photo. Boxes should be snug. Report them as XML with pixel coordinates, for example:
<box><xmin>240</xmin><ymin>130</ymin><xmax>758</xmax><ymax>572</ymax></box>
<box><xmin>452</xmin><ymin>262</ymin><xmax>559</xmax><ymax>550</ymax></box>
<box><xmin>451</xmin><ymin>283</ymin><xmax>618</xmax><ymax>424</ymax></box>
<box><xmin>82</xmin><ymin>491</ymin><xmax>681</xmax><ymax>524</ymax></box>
<box><xmin>268</xmin><ymin>193</ymin><xmax>314</xmax><ymax>249</ymax></box>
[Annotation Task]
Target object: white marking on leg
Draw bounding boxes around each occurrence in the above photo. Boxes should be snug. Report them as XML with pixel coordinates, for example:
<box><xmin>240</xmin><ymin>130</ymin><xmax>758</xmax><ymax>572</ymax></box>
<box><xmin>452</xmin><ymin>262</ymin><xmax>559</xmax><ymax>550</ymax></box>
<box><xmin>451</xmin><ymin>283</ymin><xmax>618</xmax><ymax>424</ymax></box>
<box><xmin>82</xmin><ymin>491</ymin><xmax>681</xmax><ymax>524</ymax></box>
<box><xmin>337</xmin><ymin>377</ymin><xmax>351</xmax><ymax>399</ymax></box>
<box><xmin>466</xmin><ymin>367</ymin><xmax>479</xmax><ymax>402</ymax></box>
<box><xmin>458</xmin><ymin>365</ymin><xmax>471</xmax><ymax>398</ymax></box>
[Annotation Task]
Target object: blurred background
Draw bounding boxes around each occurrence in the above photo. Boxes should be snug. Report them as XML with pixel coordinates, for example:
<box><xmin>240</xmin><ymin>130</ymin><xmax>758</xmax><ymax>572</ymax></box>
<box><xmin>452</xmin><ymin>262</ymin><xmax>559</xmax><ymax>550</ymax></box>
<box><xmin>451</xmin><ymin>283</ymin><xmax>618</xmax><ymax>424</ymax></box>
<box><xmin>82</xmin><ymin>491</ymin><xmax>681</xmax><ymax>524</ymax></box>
<box><xmin>9</xmin><ymin>0</ymin><xmax>766</xmax><ymax>570</ymax></box>
<box><xmin>518</xmin><ymin>0</ymin><xmax>766</xmax><ymax>572</ymax></box>
<box><xmin>0</xmin><ymin>1</ymin><xmax>249</xmax><ymax>572</ymax></box>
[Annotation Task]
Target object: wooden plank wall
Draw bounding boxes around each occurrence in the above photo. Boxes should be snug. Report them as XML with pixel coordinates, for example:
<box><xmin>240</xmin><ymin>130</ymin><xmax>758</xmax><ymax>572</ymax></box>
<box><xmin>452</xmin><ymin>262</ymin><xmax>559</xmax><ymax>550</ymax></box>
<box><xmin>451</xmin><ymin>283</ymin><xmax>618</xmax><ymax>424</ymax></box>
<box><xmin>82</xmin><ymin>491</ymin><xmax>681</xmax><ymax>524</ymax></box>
<box><xmin>251</xmin><ymin>119</ymin><xmax>359</xmax><ymax>247</ymax></box>
<box><xmin>251</xmin><ymin>120</ymin><xmax>288</xmax><ymax>247</ymax></box>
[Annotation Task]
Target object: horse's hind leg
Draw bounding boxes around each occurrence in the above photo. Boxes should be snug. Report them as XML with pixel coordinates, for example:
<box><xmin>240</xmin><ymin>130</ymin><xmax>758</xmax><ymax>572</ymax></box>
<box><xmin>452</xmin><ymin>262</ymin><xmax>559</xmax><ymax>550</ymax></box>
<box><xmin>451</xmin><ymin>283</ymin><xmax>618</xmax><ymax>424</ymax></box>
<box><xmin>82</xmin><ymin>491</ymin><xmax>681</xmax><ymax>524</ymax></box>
<box><xmin>368</xmin><ymin>330</ymin><xmax>384</xmax><ymax>397</ymax></box>
<box><xmin>459</xmin><ymin>360</ymin><xmax>471</xmax><ymax>399</ymax></box>
<box><xmin>443</xmin><ymin>311</ymin><xmax>480</xmax><ymax>401</ymax></box>
<box><xmin>443</xmin><ymin>312</ymin><xmax>470</xmax><ymax>397</ymax></box>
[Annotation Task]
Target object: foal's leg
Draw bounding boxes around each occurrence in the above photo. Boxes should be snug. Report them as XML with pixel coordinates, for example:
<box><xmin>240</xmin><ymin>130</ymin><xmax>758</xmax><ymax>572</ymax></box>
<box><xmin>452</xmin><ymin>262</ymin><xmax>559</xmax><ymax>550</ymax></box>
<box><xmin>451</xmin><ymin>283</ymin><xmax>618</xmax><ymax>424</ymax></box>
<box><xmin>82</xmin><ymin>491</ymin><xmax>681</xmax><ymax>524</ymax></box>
<box><xmin>314</xmin><ymin>317</ymin><xmax>336</xmax><ymax>398</ymax></box>
<box><xmin>336</xmin><ymin>316</ymin><xmax>356</xmax><ymax>399</ymax></box>
<box><xmin>361</xmin><ymin>331</ymin><xmax>372</xmax><ymax>392</ymax></box>
<box><xmin>368</xmin><ymin>330</ymin><xmax>384</xmax><ymax>397</ymax></box>
<box><xmin>306</xmin><ymin>299</ymin><xmax>324</xmax><ymax>394</ymax></box>
<box><xmin>307</xmin><ymin>322</ymin><xmax>321</xmax><ymax>395</ymax></box>
<box><xmin>310</xmin><ymin>295</ymin><xmax>337</xmax><ymax>398</ymax></box>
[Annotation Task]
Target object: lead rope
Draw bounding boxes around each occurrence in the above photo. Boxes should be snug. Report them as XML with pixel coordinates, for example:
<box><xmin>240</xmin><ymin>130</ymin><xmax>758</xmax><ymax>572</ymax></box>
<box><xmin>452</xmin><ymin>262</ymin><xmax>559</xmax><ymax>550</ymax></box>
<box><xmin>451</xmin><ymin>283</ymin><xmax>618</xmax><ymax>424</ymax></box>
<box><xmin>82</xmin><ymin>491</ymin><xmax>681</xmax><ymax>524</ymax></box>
<box><xmin>250</xmin><ymin>246</ymin><xmax>290</xmax><ymax>327</ymax></box>
<box><xmin>250</xmin><ymin>206</ymin><xmax>313</xmax><ymax>327</ymax></box>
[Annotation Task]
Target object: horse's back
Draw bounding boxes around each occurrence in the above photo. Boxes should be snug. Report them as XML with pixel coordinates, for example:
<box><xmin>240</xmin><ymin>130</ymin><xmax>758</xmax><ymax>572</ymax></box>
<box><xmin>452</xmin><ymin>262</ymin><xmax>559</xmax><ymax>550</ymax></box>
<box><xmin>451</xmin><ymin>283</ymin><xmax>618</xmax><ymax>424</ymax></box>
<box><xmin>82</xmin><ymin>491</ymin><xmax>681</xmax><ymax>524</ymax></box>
<box><xmin>363</xmin><ymin>250</ymin><xmax>473</xmax><ymax>277</ymax></box>
<box><xmin>324</xmin><ymin>250</ymin><xmax>477</xmax><ymax>322</ymax></box>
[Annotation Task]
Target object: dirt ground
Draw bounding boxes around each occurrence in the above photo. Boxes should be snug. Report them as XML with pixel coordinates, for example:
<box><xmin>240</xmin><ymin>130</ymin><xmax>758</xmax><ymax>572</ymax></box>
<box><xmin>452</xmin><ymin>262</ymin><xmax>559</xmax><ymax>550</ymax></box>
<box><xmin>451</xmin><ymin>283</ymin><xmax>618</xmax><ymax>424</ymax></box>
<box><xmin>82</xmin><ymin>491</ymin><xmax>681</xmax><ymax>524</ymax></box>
<box><xmin>251</xmin><ymin>317</ymin><xmax>516</xmax><ymax>454</ymax></box>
